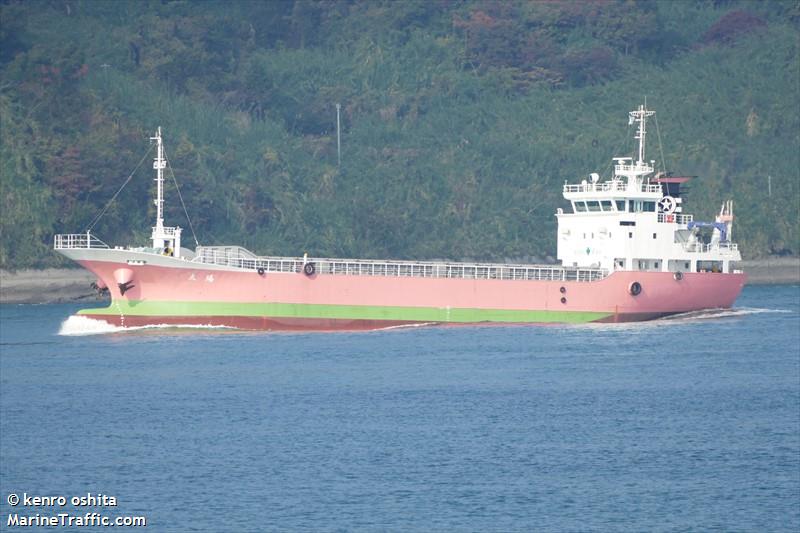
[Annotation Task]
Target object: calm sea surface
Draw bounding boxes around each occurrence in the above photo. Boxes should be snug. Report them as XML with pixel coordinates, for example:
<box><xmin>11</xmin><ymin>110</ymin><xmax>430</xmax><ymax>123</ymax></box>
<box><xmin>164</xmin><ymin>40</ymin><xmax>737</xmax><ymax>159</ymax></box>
<box><xmin>1</xmin><ymin>285</ymin><xmax>798</xmax><ymax>532</ymax></box>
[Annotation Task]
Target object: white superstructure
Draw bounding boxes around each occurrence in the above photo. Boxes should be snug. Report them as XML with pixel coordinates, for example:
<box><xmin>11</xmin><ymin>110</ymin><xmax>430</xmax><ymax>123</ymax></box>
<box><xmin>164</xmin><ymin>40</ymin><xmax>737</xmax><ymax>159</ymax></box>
<box><xmin>556</xmin><ymin>104</ymin><xmax>741</xmax><ymax>275</ymax></box>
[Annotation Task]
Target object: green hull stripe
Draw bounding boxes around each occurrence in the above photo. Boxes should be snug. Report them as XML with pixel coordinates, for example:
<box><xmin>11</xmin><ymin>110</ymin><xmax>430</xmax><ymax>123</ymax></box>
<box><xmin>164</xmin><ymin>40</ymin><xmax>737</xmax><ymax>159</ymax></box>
<box><xmin>78</xmin><ymin>299</ymin><xmax>611</xmax><ymax>324</ymax></box>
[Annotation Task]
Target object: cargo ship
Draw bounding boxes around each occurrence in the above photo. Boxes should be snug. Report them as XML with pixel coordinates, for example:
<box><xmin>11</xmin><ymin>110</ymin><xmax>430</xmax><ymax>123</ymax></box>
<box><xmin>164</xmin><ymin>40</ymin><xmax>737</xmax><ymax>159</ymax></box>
<box><xmin>55</xmin><ymin>104</ymin><xmax>745</xmax><ymax>329</ymax></box>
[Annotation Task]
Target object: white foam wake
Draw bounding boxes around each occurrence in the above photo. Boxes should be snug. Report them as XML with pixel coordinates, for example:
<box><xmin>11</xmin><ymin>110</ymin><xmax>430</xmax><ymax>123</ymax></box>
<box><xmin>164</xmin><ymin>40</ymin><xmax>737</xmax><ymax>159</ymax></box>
<box><xmin>376</xmin><ymin>322</ymin><xmax>438</xmax><ymax>331</ymax></box>
<box><xmin>58</xmin><ymin>315</ymin><xmax>125</xmax><ymax>336</ymax></box>
<box><xmin>57</xmin><ymin>315</ymin><xmax>238</xmax><ymax>336</ymax></box>
<box><xmin>660</xmin><ymin>307</ymin><xmax>792</xmax><ymax>322</ymax></box>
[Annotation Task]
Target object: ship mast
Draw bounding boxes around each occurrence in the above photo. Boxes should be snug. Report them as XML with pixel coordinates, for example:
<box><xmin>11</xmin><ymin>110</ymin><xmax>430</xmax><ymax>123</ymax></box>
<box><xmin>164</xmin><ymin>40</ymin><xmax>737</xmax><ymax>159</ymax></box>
<box><xmin>151</xmin><ymin>127</ymin><xmax>166</xmax><ymax>240</ymax></box>
<box><xmin>614</xmin><ymin>104</ymin><xmax>656</xmax><ymax>187</ymax></box>
<box><xmin>149</xmin><ymin>127</ymin><xmax>182</xmax><ymax>256</ymax></box>
<box><xmin>630</xmin><ymin>104</ymin><xmax>655</xmax><ymax>166</ymax></box>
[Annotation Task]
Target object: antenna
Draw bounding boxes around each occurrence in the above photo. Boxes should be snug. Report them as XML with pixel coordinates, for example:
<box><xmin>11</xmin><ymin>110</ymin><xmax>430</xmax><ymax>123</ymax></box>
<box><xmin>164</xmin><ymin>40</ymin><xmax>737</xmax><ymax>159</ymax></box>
<box><xmin>336</xmin><ymin>103</ymin><xmax>341</xmax><ymax>167</ymax></box>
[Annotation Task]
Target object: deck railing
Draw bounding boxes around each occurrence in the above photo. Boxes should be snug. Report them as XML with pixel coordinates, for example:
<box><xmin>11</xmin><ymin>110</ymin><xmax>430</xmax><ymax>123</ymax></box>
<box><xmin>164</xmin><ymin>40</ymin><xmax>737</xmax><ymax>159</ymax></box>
<box><xmin>563</xmin><ymin>181</ymin><xmax>627</xmax><ymax>193</ymax></box>
<box><xmin>192</xmin><ymin>250</ymin><xmax>608</xmax><ymax>283</ymax></box>
<box><xmin>152</xmin><ymin>226</ymin><xmax>176</xmax><ymax>236</ymax></box>
<box><xmin>54</xmin><ymin>233</ymin><xmax>110</xmax><ymax>250</ymax></box>
<box><xmin>614</xmin><ymin>163</ymin><xmax>654</xmax><ymax>175</ymax></box>
<box><xmin>195</xmin><ymin>245</ymin><xmax>256</xmax><ymax>261</ymax></box>
<box><xmin>657</xmin><ymin>213</ymin><xmax>694</xmax><ymax>224</ymax></box>
<box><xmin>563</xmin><ymin>181</ymin><xmax>661</xmax><ymax>194</ymax></box>
<box><xmin>53</xmin><ymin>235</ymin><xmax>608</xmax><ymax>282</ymax></box>
<box><xmin>682</xmin><ymin>242</ymin><xmax>739</xmax><ymax>254</ymax></box>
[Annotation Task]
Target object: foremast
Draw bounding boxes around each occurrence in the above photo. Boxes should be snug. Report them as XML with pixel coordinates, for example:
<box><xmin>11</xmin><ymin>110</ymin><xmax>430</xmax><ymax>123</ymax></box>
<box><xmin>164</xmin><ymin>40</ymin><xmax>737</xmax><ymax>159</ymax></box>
<box><xmin>149</xmin><ymin>127</ymin><xmax>182</xmax><ymax>257</ymax></box>
<box><xmin>152</xmin><ymin>127</ymin><xmax>165</xmax><ymax>237</ymax></box>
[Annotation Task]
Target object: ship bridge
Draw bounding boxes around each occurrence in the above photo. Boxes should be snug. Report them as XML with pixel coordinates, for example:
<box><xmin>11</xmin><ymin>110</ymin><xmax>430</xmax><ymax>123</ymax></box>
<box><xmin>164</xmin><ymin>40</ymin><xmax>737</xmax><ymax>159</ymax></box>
<box><xmin>555</xmin><ymin>104</ymin><xmax>741</xmax><ymax>275</ymax></box>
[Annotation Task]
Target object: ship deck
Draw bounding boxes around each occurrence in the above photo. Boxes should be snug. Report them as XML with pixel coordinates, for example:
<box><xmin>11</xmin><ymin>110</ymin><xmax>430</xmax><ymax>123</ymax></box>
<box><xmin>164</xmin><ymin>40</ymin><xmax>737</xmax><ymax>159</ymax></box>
<box><xmin>54</xmin><ymin>235</ymin><xmax>609</xmax><ymax>283</ymax></box>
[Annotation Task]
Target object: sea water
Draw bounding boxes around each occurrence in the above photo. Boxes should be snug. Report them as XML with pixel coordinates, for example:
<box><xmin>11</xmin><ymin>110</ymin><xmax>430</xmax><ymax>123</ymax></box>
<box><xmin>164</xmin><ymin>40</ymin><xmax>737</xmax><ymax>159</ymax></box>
<box><xmin>1</xmin><ymin>285</ymin><xmax>798</xmax><ymax>532</ymax></box>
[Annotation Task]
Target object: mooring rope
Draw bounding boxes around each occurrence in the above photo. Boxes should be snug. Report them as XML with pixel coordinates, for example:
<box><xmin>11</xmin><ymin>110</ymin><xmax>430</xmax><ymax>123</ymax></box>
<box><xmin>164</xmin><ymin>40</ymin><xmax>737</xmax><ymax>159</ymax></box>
<box><xmin>654</xmin><ymin>112</ymin><xmax>667</xmax><ymax>174</ymax></box>
<box><xmin>163</xmin><ymin>148</ymin><xmax>200</xmax><ymax>247</ymax></box>
<box><xmin>85</xmin><ymin>143</ymin><xmax>154</xmax><ymax>232</ymax></box>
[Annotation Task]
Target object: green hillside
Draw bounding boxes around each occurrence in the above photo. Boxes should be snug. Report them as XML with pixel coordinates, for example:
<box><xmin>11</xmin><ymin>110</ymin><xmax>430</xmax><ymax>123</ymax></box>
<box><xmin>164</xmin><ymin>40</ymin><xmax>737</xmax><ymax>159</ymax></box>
<box><xmin>1</xmin><ymin>0</ymin><xmax>798</xmax><ymax>269</ymax></box>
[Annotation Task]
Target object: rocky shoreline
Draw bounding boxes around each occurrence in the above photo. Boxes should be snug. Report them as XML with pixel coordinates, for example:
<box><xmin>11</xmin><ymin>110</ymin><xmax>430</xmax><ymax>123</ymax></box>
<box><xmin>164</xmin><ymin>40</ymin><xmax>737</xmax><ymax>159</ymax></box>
<box><xmin>1</xmin><ymin>268</ymin><xmax>102</xmax><ymax>304</ymax></box>
<box><xmin>1</xmin><ymin>257</ymin><xmax>798</xmax><ymax>304</ymax></box>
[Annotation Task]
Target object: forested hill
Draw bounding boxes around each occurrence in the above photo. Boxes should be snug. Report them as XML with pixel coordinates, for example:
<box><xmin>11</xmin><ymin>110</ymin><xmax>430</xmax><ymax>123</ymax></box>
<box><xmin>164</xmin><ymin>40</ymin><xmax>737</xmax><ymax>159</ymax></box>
<box><xmin>1</xmin><ymin>0</ymin><xmax>798</xmax><ymax>269</ymax></box>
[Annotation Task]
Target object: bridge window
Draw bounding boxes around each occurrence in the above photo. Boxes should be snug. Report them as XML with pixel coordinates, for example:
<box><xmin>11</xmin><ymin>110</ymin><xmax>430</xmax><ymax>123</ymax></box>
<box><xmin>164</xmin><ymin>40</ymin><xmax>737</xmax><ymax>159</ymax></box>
<box><xmin>616</xmin><ymin>200</ymin><xmax>626</xmax><ymax>211</ymax></box>
<box><xmin>574</xmin><ymin>201</ymin><xmax>587</xmax><ymax>212</ymax></box>
<box><xmin>587</xmin><ymin>201</ymin><xmax>601</xmax><ymax>212</ymax></box>
<box><xmin>600</xmin><ymin>200</ymin><xmax>612</xmax><ymax>211</ymax></box>
<box><xmin>643</xmin><ymin>201</ymin><xmax>656</xmax><ymax>212</ymax></box>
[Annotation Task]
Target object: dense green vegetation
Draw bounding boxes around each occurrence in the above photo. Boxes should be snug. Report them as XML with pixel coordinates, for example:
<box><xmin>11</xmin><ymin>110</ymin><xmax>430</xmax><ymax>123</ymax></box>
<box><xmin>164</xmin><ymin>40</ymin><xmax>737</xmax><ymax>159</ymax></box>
<box><xmin>1</xmin><ymin>0</ymin><xmax>798</xmax><ymax>269</ymax></box>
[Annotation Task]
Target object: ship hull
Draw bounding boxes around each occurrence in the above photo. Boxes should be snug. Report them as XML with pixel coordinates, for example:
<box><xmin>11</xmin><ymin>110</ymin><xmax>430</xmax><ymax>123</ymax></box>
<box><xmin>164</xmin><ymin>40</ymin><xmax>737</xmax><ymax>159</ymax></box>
<box><xmin>63</xmin><ymin>251</ymin><xmax>746</xmax><ymax>331</ymax></box>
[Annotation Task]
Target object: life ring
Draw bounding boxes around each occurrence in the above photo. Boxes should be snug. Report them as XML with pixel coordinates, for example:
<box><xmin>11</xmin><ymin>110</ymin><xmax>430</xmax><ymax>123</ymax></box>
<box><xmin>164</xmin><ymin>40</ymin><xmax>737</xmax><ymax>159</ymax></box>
<box><xmin>673</xmin><ymin>271</ymin><xmax>683</xmax><ymax>281</ymax></box>
<box><xmin>257</xmin><ymin>267</ymin><xmax>265</xmax><ymax>276</ymax></box>
<box><xmin>559</xmin><ymin>286</ymin><xmax>566</xmax><ymax>294</ymax></box>
<box><xmin>629</xmin><ymin>281</ymin><xmax>642</xmax><ymax>296</ymax></box>
<box><xmin>303</xmin><ymin>262</ymin><xmax>316</xmax><ymax>276</ymax></box>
